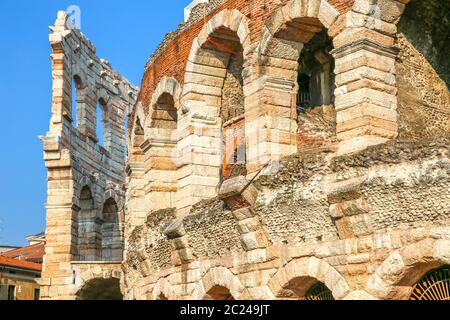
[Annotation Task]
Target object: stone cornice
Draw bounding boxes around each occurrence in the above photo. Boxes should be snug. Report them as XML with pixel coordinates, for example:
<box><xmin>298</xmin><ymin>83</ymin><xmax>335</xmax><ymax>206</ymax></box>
<box><xmin>331</xmin><ymin>38</ymin><xmax>399</xmax><ymax>59</ymax></box>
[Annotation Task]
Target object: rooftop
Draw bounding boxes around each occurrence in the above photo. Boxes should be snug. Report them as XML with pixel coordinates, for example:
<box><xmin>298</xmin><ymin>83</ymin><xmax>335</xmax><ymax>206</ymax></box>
<box><xmin>2</xmin><ymin>243</ymin><xmax>45</xmax><ymax>263</ymax></box>
<box><xmin>0</xmin><ymin>255</ymin><xmax>42</xmax><ymax>272</ymax></box>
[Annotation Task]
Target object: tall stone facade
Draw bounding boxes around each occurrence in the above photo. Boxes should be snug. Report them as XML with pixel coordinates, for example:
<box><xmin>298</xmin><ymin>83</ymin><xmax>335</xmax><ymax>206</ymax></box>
<box><xmin>41</xmin><ymin>0</ymin><xmax>450</xmax><ymax>300</ymax></box>
<box><xmin>39</xmin><ymin>12</ymin><xmax>138</xmax><ymax>300</ymax></box>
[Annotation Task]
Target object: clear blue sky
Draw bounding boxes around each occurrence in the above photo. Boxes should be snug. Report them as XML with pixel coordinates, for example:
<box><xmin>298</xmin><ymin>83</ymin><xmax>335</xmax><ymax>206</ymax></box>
<box><xmin>0</xmin><ymin>0</ymin><xmax>192</xmax><ymax>246</ymax></box>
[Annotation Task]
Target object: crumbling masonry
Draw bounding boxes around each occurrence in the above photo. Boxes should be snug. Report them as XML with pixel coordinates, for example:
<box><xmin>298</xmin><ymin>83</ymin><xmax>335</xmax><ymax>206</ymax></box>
<box><xmin>40</xmin><ymin>0</ymin><xmax>450</xmax><ymax>300</ymax></box>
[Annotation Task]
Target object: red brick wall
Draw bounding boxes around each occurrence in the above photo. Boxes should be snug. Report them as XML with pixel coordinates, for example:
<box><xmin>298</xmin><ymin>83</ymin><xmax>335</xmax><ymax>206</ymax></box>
<box><xmin>136</xmin><ymin>0</ymin><xmax>354</xmax><ymax>118</ymax></box>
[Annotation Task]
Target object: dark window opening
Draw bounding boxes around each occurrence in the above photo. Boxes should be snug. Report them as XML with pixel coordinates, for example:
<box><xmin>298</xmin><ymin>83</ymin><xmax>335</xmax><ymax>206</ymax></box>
<box><xmin>297</xmin><ymin>73</ymin><xmax>311</xmax><ymax>113</ymax></box>
<box><xmin>71</xmin><ymin>75</ymin><xmax>82</xmax><ymax>128</ymax></box>
<box><xmin>96</xmin><ymin>99</ymin><xmax>107</xmax><ymax>147</ymax></box>
<box><xmin>296</xmin><ymin>30</ymin><xmax>335</xmax><ymax>115</ymax></box>
<box><xmin>7</xmin><ymin>285</ymin><xmax>15</xmax><ymax>301</ymax></box>
<box><xmin>34</xmin><ymin>288</ymin><xmax>40</xmax><ymax>300</ymax></box>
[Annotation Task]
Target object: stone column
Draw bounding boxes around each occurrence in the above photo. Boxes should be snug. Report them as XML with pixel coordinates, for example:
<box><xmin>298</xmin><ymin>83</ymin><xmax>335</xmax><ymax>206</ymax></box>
<box><xmin>142</xmin><ymin>138</ymin><xmax>178</xmax><ymax>211</ymax></box>
<box><xmin>331</xmin><ymin>0</ymin><xmax>409</xmax><ymax>155</ymax></box>
<box><xmin>176</xmin><ymin>87</ymin><xmax>223</xmax><ymax>217</ymax></box>
<box><xmin>245</xmin><ymin>76</ymin><xmax>299</xmax><ymax>174</ymax></box>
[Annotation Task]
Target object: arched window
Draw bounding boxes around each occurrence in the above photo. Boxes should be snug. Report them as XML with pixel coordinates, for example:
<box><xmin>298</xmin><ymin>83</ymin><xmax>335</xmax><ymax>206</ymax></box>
<box><xmin>71</xmin><ymin>75</ymin><xmax>83</xmax><ymax>128</ymax></box>
<box><xmin>152</xmin><ymin>93</ymin><xmax>177</xmax><ymax>129</ymax></box>
<box><xmin>101</xmin><ymin>198</ymin><xmax>122</xmax><ymax>261</ymax></box>
<box><xmin>77</xmin><ymin>186</ymin><xmax>101</xmax><ymax>261</ymax></box>
<box><xmin>205</xmin><ymin>285</ymin><xmax>235</xmax><ymax>301</ymax></box>
<box><xmin>130</xmin><ymin>117</ymin><xmax>144</xmax><ymax>163</ymax></box>
<box><xmin>96</xmin><ymin>99</ymin><xmax>107</xmax><ymax>147</ymax></box>
<box><xmin>201</xmin><ymin>26</ymin><xmax>247</xmax><ymax>182</ymax></box>
<box><xmin>296</xmin><ymin>30</ymin><xmax>335</xmax><ymax>114</ymax></box>
<box><xmin>76</xmin><ymin>278</ymin><xmax>123</xmax><ymax>300</ymax></box>
<box><xmin>409</xmin><ymin>265</ymin><xmax>450</xmax><ymax>300</ymax></box>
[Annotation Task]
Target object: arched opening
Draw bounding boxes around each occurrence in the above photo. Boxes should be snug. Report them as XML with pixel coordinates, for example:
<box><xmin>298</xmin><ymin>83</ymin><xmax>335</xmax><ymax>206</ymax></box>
<box><xmin>296</xmin><ymin>30</ymin><xmax>335</xmax><ymax>113</ymax></box>
<box><xmin>96</xmin><ymin>98</ymin><xmax>107</xmax><ymax>147</ymax></box>
<box><xmin>77</xmin><ymin>186</ymin><xmax>101</xmax><ymax>261</ymax></box>
<box><xmin>131</xmin><ymin>117</ymin><xmax>144</xmax><ymax>162</ymax></box>
<box><xmin>204</xmin><ymin>27</ymin><xmax>247</xmax><ymax>182</ymax></box>
<box><xmin>76</xmin><ymin>278</ymin><xmax>123</xmax><ymax>300</ymax></box>
<box><xmin>71</xmin><ymin>75</ymin><xmax>83</xmax><ymax>128</ymax></box>
<box><xmin>147</xmin><ymin>88</ymin><xmax>179</xmax><ymax>209</ymax></box>
<box><xmin>276</xmin><ymin>276</ymin><xmax>334</xmax><ymax>300</ymax></box>
<box><xmin>205</xmin><ymin>285</ymin><xmax>235</xmax><ymax>301</ymax></box>
<box><xmin>152</xmin><ymin>92</ymin><xmax>178</xmax><ymax>130</ymax></box>
<box><xmin>179</xmin><ymin>10</ymin><xmax>250</xmax><ymax>213</ymax></box>
<box><xmin>101</xmin><ymin>198</ymin><xmax>123</xmax><ymax>261</ymax></box>
<box><xmin>269</xmin><ymin>16</ymin><xmax>337</xmax><ymax>152</ymax></box>
<box><xmin>156</xmin><ymin>293</ymin><xmax>168</xmax><ymax>301</ymax></box>
<box><xmin>409</xmin><ymin>265</ymin><xmax>450</xmax><ymax>300</ymax></box>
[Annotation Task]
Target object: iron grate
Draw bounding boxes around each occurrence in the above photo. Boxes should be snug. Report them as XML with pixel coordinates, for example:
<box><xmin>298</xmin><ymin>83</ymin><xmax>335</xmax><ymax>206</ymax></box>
<box><xmin>409</xmin><ymin>266</ymin><xmax>450</xmax><ymax>300</ymax></box>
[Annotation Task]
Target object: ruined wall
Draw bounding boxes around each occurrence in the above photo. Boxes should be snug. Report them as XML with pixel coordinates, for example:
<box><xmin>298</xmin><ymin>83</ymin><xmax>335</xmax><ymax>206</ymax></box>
<box><xmin>121</xmin><ymin>0</ymin><xmax>450</xmax><ymax>301</ymax></box>
<box><xmin>41</xmin><ymin>0</ymin><xmax>450</xmax><ymax>301</ymax></box>
<box><xmin>40</xmin><ymin>12</ymin><xmax>138</xmax><ymax>300</ymax></box>
<box><xmin>396</xmin><ymin>0</ymin><xmax>450</xmax><ymax>140</ymax></box>
<box><xmin>123</xmin><ymin>136</ymin><xmax>450</xmax><ymax>300</ymax></box>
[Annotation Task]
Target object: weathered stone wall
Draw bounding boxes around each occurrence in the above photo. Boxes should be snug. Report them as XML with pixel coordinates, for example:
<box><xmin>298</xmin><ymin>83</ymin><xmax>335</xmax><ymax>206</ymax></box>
<box><xmin>42</xmin><ymin>0</ymin><xmax>450</xmax><ymax>301</ymax></box>
<box><xmin>396</xmin><ymin>0</ymin><xmax>450</xmax><ymax>140</ymax></box>
<box><xmin>120</xmin><ymin>0</ymin><xmax>450</xmax><ymax>301</ymax></box>
<box><xmin>40</xmin><ymin>12</ymin><xmax>138</xmax><ymax>300</ymax></box>
<box><xmin>123</xmin><ymin>137</ymin><xmax>450</xmax><ymax>300</ymax></box>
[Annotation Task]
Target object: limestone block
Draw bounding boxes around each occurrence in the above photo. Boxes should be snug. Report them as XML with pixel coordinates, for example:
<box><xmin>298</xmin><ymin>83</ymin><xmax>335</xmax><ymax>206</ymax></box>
<box><xmin>164</xmin><ymin>219</ymin><xmax>186</xmax><ymax>240</ymax></box>
<box><xmin>237</xmin><ymin>217</ymin><xmax>261</xmax><ymax>234</ymax></box>
<box><xmin>232</xmin><ymin>207</ymin><xmax>256</xmax><ymax>221</ymax></box>
<box><xmin>318</xmin><ymin>0</ymin><xmax>340</xmax><ymax>28</ymax></box>
<box><xmin>219</xmin><ymin>176</ymin><xmax>259</xmax><ymax>210</ymax></box>
<box><xmin>353</xmin><ymin>0</ymin><xmax>406</xmax><ymax>23</ymax></box>
<box><xmin>330</xmin><ymin>197</ymin><xmax>369</xmax><ymax>218</ymax></box>
<box><xmin>335</xmin><ymin>88</ymin><xmax>397</xmax><ymax>111</ymax></box>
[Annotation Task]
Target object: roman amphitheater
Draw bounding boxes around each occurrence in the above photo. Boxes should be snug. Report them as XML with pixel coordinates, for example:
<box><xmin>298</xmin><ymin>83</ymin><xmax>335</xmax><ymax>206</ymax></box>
<box><xmin>39</xmin><ymin>0</ymin><xmax>450</xmax><ymax>300</ymax></box>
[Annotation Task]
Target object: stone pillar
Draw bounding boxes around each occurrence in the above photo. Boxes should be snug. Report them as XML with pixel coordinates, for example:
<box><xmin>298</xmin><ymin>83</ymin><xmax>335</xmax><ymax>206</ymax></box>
<box><xmin>245</xmin><ymin>76</ymin><xmax>299</xmax><ymax>173</ymax></box>
<box><xmin>164</xmin><ymin>219</ymin><xmax>195</xmax><ymax>266</ymax></box>
<box><xmin>331</xmin><ymin>0</ymin><xmax>409</xmax><ymax>155</ymax></box>
<box><xmin>142</xmin><ymin>138</ymin><xmax>178</xmax><ymax>211</ymax></box>
<box><xmin>125</xmin><ymin>163</ymin><xmax>147</xmax><ymax>231</ymax></box>
<box><xmin>40</xmin><ymin>137</ymin><xmax>79</xmax><ymax>299</ymax></box>
<box><xmin>219</xmin><ymin>176</ymin><xmax>269</xmax><ymax>252</ymax></box>
<box><xmin>176</xmin><ymin>98</ymin><xmax>223</xmax><ymax>217</ymax></box>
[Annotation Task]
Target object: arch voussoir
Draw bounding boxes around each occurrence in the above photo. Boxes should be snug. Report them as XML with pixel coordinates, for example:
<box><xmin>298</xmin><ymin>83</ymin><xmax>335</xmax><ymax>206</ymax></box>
<box><xmin>268</xmin><ymin>257</ymin><xmax>351</xmax><ymax>300</ymax></box>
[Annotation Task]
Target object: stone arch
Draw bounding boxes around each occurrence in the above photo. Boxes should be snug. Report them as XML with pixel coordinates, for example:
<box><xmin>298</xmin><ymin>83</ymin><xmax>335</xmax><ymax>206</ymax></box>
<box><xmin>267</xmin><ymin>257</ymin><xmax>351</xmax><ymax>300</ymax></box>
<box><xmin>150</xmin><ymin>77</ymin><xmax>182</xmax><ymax>111</ymax></box>
<box><xmin>71</xmin><ymin>70</ymin><xmax>87</xmax><ymax>129</ymax></box>
<box><xmin>128</xmin><ymin>103</ymin><xmax>146</xmax><ymax>163</ymax></box>
<box><xmin>193</xmin><ymin>9</ymin><xmax>251</xmax><ymax>63</ymax></box>
<box><xmin>150</xmin><ymin>277</ymin><xmax>178</xmax><ymax>300</ymax></box>
<box><xmin>192</xmin><ymin>267</ymin><xmax>246</xmax><ymax>300</ymax></box>
<box><xmin>258</xmin><ymin>0</ymin><xmax>340</xmax><ymax>60</ymax></box>
<box><xmin>72</xmin><ymin>62</ymin><xmax>87</xmax><ymax>87</ymax></box>
<box><xmin>76</xmin><ymin>269</ymin><xmax>122</xmax><ymax>300</ymax></box>
<box><xmin>76</xmin><ymin>185</ymin><xmax>102</xmax><ymax>261</ymax></box>
<box><xmin>367</xmin><ymin>238</ymin><xmax>450</xmax><ymax>300</ymax></box>
<box><xmin>100</xmin><ymin>197</ymin><xmax>123</xmax><ymax>261</ymax></box>
<box><xmin>97</xmin><ymin>88</ymin><xmax>111</xmax><ymax>107</ymax></box>
<box><xmin>143</xmin><ymin>77</ymin><xmax>181</xmax><ymax>211</ymax></box>
<box><xmin>178</xmin><ymin>9</ymin><xmax>251</xmax><ymax>214</ymax></box>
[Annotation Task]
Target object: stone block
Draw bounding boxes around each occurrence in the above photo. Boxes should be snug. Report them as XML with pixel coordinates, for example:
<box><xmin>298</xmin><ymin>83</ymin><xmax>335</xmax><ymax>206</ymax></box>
<box><xmin>164</xmin><ymin>219</ymin><xmax>186</xmax><ymax>239</ymax></box>
<box><xmin>219</xmin><ymin>176</ymin><xmax>259</xmax><ymax>210</ymax></box>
